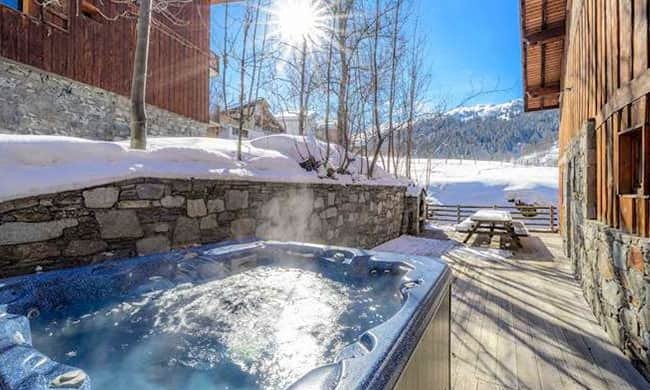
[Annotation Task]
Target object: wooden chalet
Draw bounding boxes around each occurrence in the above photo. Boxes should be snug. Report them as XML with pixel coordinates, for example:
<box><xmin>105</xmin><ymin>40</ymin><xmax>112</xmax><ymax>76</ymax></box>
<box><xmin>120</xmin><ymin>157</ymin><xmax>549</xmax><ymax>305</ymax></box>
<box><xmin>522</xmin><ymin>0</ymin><xmax>650</xmax><ymax>237</ymax></box>
<box><xmin>216</xmin><ymin>98</ymin><xmax>285</xmax><ymax>138</ymax></box>
<box><xmin>0</xmin><ymin>0</ymin><xmax>221</xmax><ymax>123</ymax></box>
<box><xmin>521</xmin><ymin>0</ymin><xmax>650</xmax><ymax>378</ymax></box>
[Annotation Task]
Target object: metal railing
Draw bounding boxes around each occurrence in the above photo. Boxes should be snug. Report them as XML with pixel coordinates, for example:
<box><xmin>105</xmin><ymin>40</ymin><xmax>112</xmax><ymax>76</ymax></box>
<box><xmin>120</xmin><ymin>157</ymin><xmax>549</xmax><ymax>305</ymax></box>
<box><xmin>426</xmin><ymin>203</ymin><xmax>559</xmax><ymax>233</ymax></box>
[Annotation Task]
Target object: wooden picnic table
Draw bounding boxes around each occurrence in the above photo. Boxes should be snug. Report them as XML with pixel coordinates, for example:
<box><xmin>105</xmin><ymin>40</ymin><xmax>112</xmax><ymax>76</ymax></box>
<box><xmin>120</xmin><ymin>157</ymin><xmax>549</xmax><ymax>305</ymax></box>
<box><xmin>462</xmin><ymin>209</ymin><xmax>525</xmax><ymax>248</ymax></box>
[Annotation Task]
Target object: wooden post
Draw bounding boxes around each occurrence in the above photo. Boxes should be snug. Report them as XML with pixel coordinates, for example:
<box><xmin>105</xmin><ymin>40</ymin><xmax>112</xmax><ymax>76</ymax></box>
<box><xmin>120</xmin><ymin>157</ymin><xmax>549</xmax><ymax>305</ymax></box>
<box><xmin>550</xmin><ymin>206</ymin><xmax>556</xmax><ymax>232</ymax></box>
<box><xmin>457</xmin><ymin>205</ymin><xmax>461</xmax><ymax>224</ymax></box>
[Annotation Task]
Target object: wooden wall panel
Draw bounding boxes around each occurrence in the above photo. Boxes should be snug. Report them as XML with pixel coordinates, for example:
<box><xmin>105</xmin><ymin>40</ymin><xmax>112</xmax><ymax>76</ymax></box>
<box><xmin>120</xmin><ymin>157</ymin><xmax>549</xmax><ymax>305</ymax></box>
<box><xmin>560</xmin><ymin>0</ymin><xmax>650</xmax><ymax>237</ymax></box>
<box><xmin>0</xmin><ymin>1</ymin><xmax>210</xmax><ymax>123</ymax></box>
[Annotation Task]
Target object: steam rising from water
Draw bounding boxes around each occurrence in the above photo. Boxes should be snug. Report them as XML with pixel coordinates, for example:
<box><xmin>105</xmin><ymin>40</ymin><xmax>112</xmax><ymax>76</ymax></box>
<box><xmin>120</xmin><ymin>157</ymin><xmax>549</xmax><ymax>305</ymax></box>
<box><xmin>256</xmin><ymin>189</ymin><xmax>318</xmax><ymax>241</ymax></box>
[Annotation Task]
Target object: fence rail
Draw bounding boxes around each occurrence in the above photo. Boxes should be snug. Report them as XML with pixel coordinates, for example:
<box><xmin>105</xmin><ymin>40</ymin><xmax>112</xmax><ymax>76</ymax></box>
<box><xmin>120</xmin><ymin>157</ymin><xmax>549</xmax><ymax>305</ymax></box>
<box><xmin>426</xmin><ymin>203</ymin><xmax>559</xmax><ymax>233</ymax></box>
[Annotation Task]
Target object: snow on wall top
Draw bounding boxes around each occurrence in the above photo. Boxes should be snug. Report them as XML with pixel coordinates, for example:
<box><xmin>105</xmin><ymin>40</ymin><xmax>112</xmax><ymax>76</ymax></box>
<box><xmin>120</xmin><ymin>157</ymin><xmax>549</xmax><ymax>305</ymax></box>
<box><xmin>0</xmin><ymin>134</ymin><xmax>406</xmax><ymax>202</ymax></box>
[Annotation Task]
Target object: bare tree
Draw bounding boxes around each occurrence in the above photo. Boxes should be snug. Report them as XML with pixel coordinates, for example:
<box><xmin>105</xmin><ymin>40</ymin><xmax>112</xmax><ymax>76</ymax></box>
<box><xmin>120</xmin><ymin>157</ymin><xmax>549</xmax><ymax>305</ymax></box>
<box><xmin>130</xmin><ymin>0</ymin><xmax>153</xmax><ymax>149</ymax></box>
<box><xmin>128</xmin><ymin>0</ymin><xmax>196</xmax><ymax>149</ymax></box>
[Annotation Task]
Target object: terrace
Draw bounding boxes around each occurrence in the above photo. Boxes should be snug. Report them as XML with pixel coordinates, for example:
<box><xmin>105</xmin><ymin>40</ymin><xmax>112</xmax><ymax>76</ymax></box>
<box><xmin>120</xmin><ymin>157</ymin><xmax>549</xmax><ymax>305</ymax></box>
<box><xmin>378</xmin><ymin>232</ymin><xmax>650</xmax><ymax>389</ymax></box>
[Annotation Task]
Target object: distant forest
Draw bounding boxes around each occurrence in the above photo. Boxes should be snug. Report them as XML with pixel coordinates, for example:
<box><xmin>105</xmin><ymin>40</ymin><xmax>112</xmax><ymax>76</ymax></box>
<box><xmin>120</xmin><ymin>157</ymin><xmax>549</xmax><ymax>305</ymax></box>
<box><xmin>412</xmin><ymin>101</ymin><xmax>559</xmax><ymax>160</ymax></box>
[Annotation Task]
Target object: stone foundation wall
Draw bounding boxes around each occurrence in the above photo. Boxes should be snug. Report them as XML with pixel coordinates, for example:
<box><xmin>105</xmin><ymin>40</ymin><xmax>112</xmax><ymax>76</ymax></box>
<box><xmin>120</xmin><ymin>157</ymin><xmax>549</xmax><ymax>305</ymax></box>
<box><xmin>0</xmin><ymin>178</ymin><xmax>406</xmax><ymax>277</ymax></box>
<box><xmin>563</xmin><ymin>122</ymin><xmax>650</xmax><ymax>378</ymax></box>
<box><xmin>0</xmin><ymin>57</ymin><xmax>207</xmax><ymax>140</ymax></box>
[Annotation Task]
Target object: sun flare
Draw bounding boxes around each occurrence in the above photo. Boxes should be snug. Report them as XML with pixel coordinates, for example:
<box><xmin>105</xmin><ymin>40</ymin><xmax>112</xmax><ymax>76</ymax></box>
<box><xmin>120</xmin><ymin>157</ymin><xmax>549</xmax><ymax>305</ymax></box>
<box><xmin>269</xmin><ymin>0</ymin><xmax>328</xmax><ymax>48</ymax></box>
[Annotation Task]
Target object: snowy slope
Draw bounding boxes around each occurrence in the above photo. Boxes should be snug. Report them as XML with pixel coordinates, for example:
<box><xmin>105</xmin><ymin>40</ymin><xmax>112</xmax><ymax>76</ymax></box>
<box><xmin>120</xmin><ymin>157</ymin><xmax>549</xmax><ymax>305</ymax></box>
<box><xmin>0</xmin><ymin>134</ymin><xmax>404</xmax><ymax>202</ymax></box>
<box><xmin>413</xmin><ymin>99</ymin><xmax>559</xmax><ymax>160</ymax></box>
<box><xmin>409</xmin><ymin>158</ymin><xmax>558</xmax><ymax>206</ymax></box>
<box><xmin>516</xmin><ymin>141</ymin><xmax>559</xmax><ymax>167</ymax></box>
<box><xmin>445</xmin><ymin>100</ymin><xmax>523</xmax><ymax>122</ymax></box>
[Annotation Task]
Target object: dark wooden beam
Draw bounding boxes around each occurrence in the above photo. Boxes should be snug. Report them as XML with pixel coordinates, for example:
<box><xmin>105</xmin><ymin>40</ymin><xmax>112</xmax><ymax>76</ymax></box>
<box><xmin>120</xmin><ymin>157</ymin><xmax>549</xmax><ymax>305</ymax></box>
<box><xmin>524</xmin><ymin>23</ymin><xmax>566</xmax><ymax>46</ymax></box>
<box><xmin>526</xmin><ymin>83</ymin><xmax>561</xmax><ymax>98</ymax></box>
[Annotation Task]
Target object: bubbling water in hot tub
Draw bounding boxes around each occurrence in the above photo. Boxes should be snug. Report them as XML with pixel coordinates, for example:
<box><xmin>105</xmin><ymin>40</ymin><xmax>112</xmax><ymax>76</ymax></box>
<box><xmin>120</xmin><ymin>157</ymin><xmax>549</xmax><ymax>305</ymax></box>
<box><xmin>28</xmin><ymin>251</ymin><xmax>405</xmax><ymax>390</ymax></box>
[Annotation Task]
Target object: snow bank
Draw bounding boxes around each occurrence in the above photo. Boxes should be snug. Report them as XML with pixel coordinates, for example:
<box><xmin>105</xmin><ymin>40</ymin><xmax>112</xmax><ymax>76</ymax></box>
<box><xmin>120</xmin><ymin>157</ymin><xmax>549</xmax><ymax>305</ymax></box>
<box><xmin>410</xmin><ymin>158</ymin><xmax>558</xmax><ymax>206</ymax></box>
<box><xmin>0</xmin><ymin>134</ymin><xmax>404</xmax><ymax>202</ymax></box>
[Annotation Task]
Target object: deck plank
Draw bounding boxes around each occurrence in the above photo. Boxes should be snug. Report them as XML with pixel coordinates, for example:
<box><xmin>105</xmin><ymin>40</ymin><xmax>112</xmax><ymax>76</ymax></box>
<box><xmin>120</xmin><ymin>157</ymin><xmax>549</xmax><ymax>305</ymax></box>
<box><xmin>382</xmin><ymin>232</ymin><xmax>650</xmax><ymax>390</ymax></box>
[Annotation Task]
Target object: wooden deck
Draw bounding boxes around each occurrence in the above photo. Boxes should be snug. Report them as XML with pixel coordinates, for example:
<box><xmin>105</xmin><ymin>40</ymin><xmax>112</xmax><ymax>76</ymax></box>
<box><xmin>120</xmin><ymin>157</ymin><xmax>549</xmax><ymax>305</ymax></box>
<box><xmin>426</xmin><ymin>231</ymin><xmax>648</xmax><ymax>389</ymax></box>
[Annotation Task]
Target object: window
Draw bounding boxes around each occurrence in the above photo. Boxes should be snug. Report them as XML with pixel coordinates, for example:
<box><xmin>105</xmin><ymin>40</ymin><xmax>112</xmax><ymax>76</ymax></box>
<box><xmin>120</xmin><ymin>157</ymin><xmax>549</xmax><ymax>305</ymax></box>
<box><xmin>618</xmin><ymin>126</ymin><xmax>646</xmax><ymax>196</ymax></box>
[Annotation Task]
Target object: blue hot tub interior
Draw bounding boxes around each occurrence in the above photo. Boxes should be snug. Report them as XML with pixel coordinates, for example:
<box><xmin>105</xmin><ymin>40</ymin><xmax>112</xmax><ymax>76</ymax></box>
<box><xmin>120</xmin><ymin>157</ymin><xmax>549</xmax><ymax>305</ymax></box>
<box><xmin>0</xmin><ymin>240</ymin><xmax>451</xmax><ymax>390</ymax></box>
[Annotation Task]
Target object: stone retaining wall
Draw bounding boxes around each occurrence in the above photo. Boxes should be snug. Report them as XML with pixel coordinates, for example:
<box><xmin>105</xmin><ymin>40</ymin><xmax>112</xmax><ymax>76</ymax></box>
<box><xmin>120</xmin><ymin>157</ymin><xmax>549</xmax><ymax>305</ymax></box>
<box><xmin>0</xmin><ymin>57</ymin><xmax>207</xmax><ymax>140</ymax></box>
<box><xmin>563</xmin><ymin>122</ymin><xmax>650</xmax><ymax>378</ymax></box>
<box><xmin>0</xmin><ymin>178</ymin><xmax>406</xmax><ymax>277</ymax></box>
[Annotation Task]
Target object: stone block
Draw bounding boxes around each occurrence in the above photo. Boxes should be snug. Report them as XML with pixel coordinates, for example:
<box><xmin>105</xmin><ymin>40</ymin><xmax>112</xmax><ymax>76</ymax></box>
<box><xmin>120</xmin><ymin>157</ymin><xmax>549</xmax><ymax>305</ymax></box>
<box><xmin>0</xmin><ymin>241</ymin><xmax>60</xmax><ymax>261</ymax></box>
<box><xmin>64</xmin><ymin>240</ymin><xmax>108</xmax><ymax>257</ymax></box>
<box><xmin>207</xmin><ymin>199</ymin><xmax>225</xmax><ymax>213</ymax></box>
<box><xmin>612</xmin><ymin>239</ymin><xmax>627</xmax><ymax>270</ymax></box>
<box><xmin>309</xmin><ymin>214</ymin><xmax>322</xmax><ymax>231</ymax></box>
<box><xmin>152</xmin><ymin>223</ymin><xmax>170</xmax><ymax>233</ymax></box>
<box><xmin>118</xmin><ymin>200</ymin><xmax>152</xmax><ymax>209</ymax></box>
<box><xmin>628</xmin><ymin>269</ymin><xmax>646</xmax><ymax>308</ymax></box>
<box><xmin>628</xmin><ymin>246</ymin><xmax>645</xmax><ymax>273</ymax></box>
<box><xmin>13</xmin><ymin>199</ymin><xmax>39</xmax><ymax>210</ymax></box>
<box><xmin>0</xmin><ymin>201</ymin><xmax>16</xmax><ymax>214</ymax></box>
<box><xmin>200</xmin><ymin>215</ymin><xmax>218</xmax><ymax>230</ymax></box>
<box><xmin>231</xmin><ymin>218</ymin><xmax>255</xmax><ymax>238</ymax></box>
<box><xmin>136</xmin><ymin>236</ymin><xmax>170</xmax><ymax>255</ymax></box>
<box><xmin>225</xmin><ymin>190</ymin><xmax>249</xmax><ymax>210</ymax></box>
<box><xmin>602</xmin><ymin>279</ymin><xmax>623</xmax><ymax>308</ymax></box>
<box><xmin>82</xmin><ymin>187</ymin><xmax>119</xmax><ymax>208</ymax></box>
<box><xmin>173</xmin><ymin>217</ymin><xmax>200</xmax><ymax>245</ymax></box>
<box><xmin>96</xmin><ymin>210</ymin><xmax>143</xmax><ymax>239</ymax></box>
<box><xmin>323</xmin><ymin>207</ymin><xmax>337</xmax><ymax>219</ymax></box>
<box><xmin>0</xmin><ymin>219</ymin><xmax>78</xmax><ymax>245</ymax></box>
<box><xmin>136</xmin><ymin>184</ymin><xmax>166</xmax><ymax>200</ymax></box>
<box><xmin>314</xmin><ymin>197</ymin><xmax>324</xmax><ymax>209</ymax></box>
<box><xmin>328</xmin><ymin>192</ymin><xmax>336</xmax><ymax>206</ymax></box>
<box><xmin>187</xmin><ymin>199</ymin><xmax>207</xmax><ymax>217</ymax></box>
<box><xmin>161</xmin><ymin>195</ymin><xmax>185</xmax><ymax>208</ymax></box>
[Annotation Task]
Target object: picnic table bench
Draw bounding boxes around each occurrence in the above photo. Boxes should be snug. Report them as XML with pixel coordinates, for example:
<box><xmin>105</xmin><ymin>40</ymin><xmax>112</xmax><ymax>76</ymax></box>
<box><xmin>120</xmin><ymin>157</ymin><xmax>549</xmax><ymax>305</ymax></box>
<box><xmin>461</xmin><ymin>209</ymin><xmax>528</xmax><ymax>248</ymax></box>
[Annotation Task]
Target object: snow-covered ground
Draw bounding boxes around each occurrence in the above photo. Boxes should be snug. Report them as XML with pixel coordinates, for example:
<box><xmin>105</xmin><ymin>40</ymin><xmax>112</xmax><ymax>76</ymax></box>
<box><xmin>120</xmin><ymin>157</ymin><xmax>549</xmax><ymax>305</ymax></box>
<box><xmin>373</xmin><ymin>235</ymin><xmax>457</xmax><ymax>258</ymax></box>
<box><xmin>0</xmin><ymin>134</ymin><xmax>404</xmax><ymax>202</ymax></box>
<box><xmin>373</xmin><ymin>235</ymin><xmax>512</xmax><ymax>262</ymax></box>
<box><xmin>409</xmin><ymin>158</ymin><xmax>558</xmax><ymax>206</ymax></box>
<box><xmin>515</xmin><ymin>141</ymin><xmax>559</xmax><ymax>167</ymax></box>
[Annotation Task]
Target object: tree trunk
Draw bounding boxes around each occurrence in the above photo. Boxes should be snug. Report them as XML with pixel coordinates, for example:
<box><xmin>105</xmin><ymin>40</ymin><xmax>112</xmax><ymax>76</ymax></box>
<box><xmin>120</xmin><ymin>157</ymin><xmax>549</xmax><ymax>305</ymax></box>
<box><xmin>130</xmin><ymin>0</ymin><xmax>152</xmax><ymax>150</ymax></box>
<box><xmin>298</xmin><ymin>38</ymin><xmax>307</xmax><ymax>135</ymax></box>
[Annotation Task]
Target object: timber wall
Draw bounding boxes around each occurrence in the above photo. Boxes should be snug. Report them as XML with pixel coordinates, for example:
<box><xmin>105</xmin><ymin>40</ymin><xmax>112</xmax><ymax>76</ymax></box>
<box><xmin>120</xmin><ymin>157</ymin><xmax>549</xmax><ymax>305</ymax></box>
<box><xmin>560</xmin><ymin>0</ymin><xmax>650</xmax><ymax>237</ymax></box>
<box><xmin>0</xmin><ymin>0</ymin><xmax>210</xmax><ymax>123</ymax></box>
<box><xmin>559</xmin><ymin>0</ymin><xmax>650</xmax><ymax>377</ymax></box>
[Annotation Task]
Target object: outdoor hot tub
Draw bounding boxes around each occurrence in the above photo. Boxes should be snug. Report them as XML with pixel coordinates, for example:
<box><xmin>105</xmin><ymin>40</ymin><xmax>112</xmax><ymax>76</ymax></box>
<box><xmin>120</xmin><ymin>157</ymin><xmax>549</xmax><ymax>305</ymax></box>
<box><xmin>0</xmin><ymin>240</ymin><xmax>451</xmax><ymax>390</ymax></box>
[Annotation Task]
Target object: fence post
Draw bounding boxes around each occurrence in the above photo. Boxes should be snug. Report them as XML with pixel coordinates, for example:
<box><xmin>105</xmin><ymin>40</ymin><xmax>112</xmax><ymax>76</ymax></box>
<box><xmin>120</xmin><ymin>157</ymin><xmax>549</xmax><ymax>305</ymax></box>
<box><xmin>457</xmin><ymin>205</ymin><xmax>461</xmax><ymax>224</ymax></box>
<box><xmin>549</xmin><ymin>206</ymin><xmax>555</xmax><ymax>232</ymax></box>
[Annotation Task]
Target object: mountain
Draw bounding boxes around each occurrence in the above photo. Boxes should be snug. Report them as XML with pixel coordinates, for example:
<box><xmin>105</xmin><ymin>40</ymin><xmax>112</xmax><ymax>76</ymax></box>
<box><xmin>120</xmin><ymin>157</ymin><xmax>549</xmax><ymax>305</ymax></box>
<box><xmin>412</xmin><ymin>99</ymin><xmax>559</xmax><ymax>163</ymax></box>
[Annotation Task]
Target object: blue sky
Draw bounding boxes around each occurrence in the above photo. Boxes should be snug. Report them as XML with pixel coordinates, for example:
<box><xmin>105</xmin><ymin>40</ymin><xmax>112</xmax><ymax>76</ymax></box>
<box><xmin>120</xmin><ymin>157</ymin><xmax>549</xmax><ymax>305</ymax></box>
<box><xmin>417</xmin><ymin>0</ymin><xmax>523</xmax><ymax>106</ymax></box>
<box><xmin>210</xmin><ymin>0</ymin><xmax>524</xmax><ymax>108</ymax></box>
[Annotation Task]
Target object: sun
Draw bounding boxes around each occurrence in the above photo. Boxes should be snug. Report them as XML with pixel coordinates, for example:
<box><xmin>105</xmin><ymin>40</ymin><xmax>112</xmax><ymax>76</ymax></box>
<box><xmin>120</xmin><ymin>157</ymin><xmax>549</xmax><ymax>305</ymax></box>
<box><xmin>269</xmin><ymin>0</ymin><xmax>328</xmax><ymax>48</ymax></box>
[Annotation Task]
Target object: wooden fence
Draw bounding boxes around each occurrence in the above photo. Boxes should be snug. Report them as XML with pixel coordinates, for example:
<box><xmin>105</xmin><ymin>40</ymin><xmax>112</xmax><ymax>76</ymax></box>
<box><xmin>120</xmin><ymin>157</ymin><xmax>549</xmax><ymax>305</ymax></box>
<box><xmin>426</xmin><ymin>204</ymin><xmax>559</xmax><ymax>233</ymax></box>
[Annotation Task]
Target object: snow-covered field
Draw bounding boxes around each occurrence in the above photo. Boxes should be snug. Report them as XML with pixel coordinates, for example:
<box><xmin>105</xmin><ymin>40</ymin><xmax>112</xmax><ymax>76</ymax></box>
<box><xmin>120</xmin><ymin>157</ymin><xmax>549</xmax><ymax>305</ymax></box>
<box><xmin>409</xmin><ymin>158</ymin><xmax>558</xmax><ymax>206</ymax></box>
<box><xmin>0</xmin><ymin>134</ymin><xmax>403</xmax><ymax>202</ymax></box>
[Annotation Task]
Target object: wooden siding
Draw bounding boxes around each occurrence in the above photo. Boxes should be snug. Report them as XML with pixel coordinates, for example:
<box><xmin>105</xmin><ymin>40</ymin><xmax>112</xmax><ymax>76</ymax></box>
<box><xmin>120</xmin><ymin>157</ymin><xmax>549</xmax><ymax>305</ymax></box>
<box><xmin>0</xmin><ymin>0</ymin><xmax>210</xmax><ymax>123</ymax></box>
<box><xmin>560</xmin><ymin>0</ymin><xmax>650</xmax><ymax>237</ymax></box>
